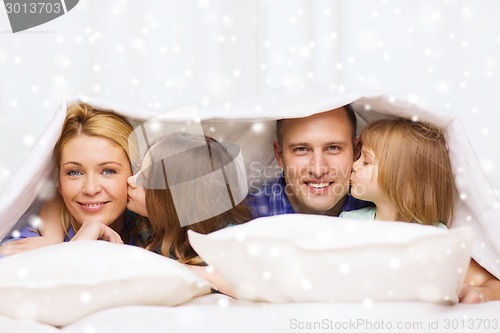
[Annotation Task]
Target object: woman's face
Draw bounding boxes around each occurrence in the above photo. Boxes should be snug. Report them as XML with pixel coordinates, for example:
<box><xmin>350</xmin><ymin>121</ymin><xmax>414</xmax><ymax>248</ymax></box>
<box><xmin>58</xmin><ymin>134</ymin><xmax>132</xmax><ymax>226</ymax></box>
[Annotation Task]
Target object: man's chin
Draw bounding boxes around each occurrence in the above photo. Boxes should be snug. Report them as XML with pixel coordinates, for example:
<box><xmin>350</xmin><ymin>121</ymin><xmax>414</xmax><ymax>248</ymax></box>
<box><xmin>300</xmin><ymin>200</ymin><xmax>340</xmax><ymax>215</ymax></box>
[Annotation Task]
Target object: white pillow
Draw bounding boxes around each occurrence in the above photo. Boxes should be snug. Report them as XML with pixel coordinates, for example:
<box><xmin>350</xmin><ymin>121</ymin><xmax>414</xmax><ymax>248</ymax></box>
<box><xmin>188</xmin><ymin>214</ymin><xmax>472</xmax><ymax>304</ymax></box>
<box><xmin>0</xmin><ymin>241</ymin><xmax>211</xmax><ymax>326</ymax></box>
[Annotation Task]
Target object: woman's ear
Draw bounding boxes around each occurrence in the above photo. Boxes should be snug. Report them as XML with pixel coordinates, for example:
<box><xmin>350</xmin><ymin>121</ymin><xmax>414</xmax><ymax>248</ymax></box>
<box><xmin>353</xmin><ymin>138</ymin><xmax>361</xmax><ymax>161</ymax></box>
<box><xmin>56</xmin><ymin>177</ymin><xmax>62</xmax><ymax>195</ymax></box>
<box><xmin>273</xmin><ymin>140</ymin><xmax>284</xmax><ymax>168</ymax></box>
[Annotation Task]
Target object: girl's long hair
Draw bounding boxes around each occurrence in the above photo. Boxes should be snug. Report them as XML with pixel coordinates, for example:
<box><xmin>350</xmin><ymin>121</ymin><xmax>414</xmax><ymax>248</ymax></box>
<box><xmin>360</xmin><ymin>118</ymin><xmax>455</xmax><ymax>226</ymax></box>
<box><xmin>136</xmin><ymin>133</ymin><xmax>251</xmax><ymax>265</ymax></box>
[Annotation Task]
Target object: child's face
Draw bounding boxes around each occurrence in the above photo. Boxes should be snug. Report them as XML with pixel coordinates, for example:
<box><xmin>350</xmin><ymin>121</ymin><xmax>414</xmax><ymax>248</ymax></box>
<box><xmin>126</xmin><ymin>173</ymin><xmax>148</xmax><ymax>217</ymax></box>
<box><xmin>350</xmin><ymin>147</ymin><xmax>385</xmax><ymax>203</ymax></box>
<box><xmin>126</xmin><ymin>148</ymin><xmax>155</xmax><ymax>218</ymax></box>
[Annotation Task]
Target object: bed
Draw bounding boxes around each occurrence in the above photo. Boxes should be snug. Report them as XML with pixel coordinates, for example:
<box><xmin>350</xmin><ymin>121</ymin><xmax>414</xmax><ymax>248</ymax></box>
<box><xmin>0</xmin><ymin>86</ymin><xmax>499</xmax><ymax>332</ymax></box>
<box><xmin>1</xmin><ymin>293</ymin><xmax>499</xmax><ymax>333</ymax></box>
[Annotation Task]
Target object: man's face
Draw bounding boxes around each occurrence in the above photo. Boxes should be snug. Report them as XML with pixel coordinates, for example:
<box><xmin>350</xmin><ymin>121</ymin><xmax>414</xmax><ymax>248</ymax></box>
<box><xmin>274</xmin><ymin>108</ymin><xmax>355</xmax><ymax>215</ymax></box>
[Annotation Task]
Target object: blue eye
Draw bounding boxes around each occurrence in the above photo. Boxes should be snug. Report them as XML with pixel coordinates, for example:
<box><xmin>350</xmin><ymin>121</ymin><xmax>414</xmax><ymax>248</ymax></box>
<box><xmin>293</xmin><ymin>147</ymin><xmax>308</xmax><ymax>153</ymax></box>
<box><xmin>102</xmin><ymin>169</ymin><xmax>116</xmax><ymax>175</ymax></box>
<box><xmin>67</xmin><ymin>170</ymin><xmax>82</xmax><ymax>176</ymax></box>
<box><xmin>326</xmin><ymin>146</ymin><xmax>341</xmax><ymax>153</ymax></box>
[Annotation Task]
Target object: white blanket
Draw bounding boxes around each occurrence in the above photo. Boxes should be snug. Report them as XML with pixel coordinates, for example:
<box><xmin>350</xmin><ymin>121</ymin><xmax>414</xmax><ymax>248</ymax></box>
<box><xmin>2</xmin><ymin>293</ymin><xmax>500</xmax><ymax>333</ymax></box>
<box><xmin>0</xmin><ymin>85</ymin><xmax>499</xmax><ymax>279</ymax></box>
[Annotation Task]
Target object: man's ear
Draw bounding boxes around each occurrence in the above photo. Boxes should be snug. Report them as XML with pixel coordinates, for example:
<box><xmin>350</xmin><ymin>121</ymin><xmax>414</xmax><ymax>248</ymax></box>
<box><xmin>273</xmin><ymin>140</ymin><xmax>284</xmax><ymax>168</ymax></box>
<box><xmin>353</xmin><ymin>138</ymin><xmax>361</xmax><ymax>161</ymax></box>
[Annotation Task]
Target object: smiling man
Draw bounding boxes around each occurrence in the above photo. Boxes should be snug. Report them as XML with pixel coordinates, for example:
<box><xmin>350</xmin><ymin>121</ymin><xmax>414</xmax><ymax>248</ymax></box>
<box><xmin>248</xmin><ymin>105</ymin><xmax>500</xmax><ymax>303</ymax></box>
<box><xmin>248</xmin><ymin>105</ymin><xmax>371</xmax><ymax>218</ymax></box>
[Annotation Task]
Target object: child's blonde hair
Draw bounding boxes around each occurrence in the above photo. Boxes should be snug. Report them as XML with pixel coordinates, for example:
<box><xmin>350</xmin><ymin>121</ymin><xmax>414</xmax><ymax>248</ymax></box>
<box><xmin>360</xmin><ymin>118</ymin><xmax>454</xmax><ymax>226</ymax></box>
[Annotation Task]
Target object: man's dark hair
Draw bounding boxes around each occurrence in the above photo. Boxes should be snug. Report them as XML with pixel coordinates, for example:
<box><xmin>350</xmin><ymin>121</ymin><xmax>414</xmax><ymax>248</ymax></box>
<box><xmin>276</xmin><ymin>104</ymin><xmax>357</xmax><ymax>147</ymax></box>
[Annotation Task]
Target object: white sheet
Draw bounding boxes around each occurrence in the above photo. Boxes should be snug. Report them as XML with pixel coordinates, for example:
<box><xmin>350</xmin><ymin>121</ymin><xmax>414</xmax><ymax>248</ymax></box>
<box><xmin>0</xmin><ymin>316</ymin><xmax>60</xmax><ymax>333</ymax></box>
<box><xmin>3</xmin><ymin>294</ymin><xmax>497</xmax><ymax>333</ymax></box>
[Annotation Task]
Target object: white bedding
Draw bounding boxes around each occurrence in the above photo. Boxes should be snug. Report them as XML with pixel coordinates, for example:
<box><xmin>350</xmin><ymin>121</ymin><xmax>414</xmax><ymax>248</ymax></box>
<box><xmin>1</xmin><ymin>86</ymin><xmax>499</xmax><ymax>331</ymax></box>
<box><xmin>189</xmin><ymin>216</ymin><xmax>472</xmax><ymax>304</ymax></box>
<box><xmin>2</xmin><ymin>294</ymin><xmax>500</xmax><ymax>333</ymax></box>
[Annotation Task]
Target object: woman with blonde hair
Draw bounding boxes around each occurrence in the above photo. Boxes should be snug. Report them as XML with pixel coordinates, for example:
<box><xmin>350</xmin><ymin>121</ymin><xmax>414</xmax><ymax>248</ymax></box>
<box><xmin>0</xmin><ymin>103</ymin><xmax>139</xmax><ymax>253</ymax></box>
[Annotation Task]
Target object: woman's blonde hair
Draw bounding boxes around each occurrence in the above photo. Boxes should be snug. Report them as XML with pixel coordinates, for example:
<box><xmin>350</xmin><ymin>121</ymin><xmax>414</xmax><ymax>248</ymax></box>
<box><xmin>136</xmin><ymin>132</ymin><xmax>252</xmax><ymax>265</ymax></box>
<box><xmin>54</xmin><ymin>103</ymin><xmax>138</xmax><ymax>234</ymax></box>
<box><xmin>360</xmin><ymin>118</ymin><xmax>454</xmax><ymax>226</ymax></box>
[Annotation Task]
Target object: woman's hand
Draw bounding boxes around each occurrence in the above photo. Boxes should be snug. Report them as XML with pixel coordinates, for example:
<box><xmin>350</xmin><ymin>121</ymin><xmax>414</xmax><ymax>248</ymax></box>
<box><xmin>0</xmin><ymin>236</ymin><xmax>60</xmax><ymax>256</ymax></box>
<box><xmin>71</xmin><ymin>220</ymin><xmax>124</xmax><ymax>244</ymax></box>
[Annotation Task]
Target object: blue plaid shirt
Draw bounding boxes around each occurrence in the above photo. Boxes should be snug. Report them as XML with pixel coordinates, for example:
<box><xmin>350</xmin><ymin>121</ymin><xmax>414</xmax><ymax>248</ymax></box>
<box><xmin>247</xmin><ymin>174</ymin><xmax>372</xmax><ymax>218</ymax></box>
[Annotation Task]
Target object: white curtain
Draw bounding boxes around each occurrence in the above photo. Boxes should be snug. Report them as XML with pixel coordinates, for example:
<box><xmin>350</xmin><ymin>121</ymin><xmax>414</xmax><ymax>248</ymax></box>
<box><xmin>0</xmin><ymin>0</ymin><xmax>499</xmax><ymax>196</ymax></box>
